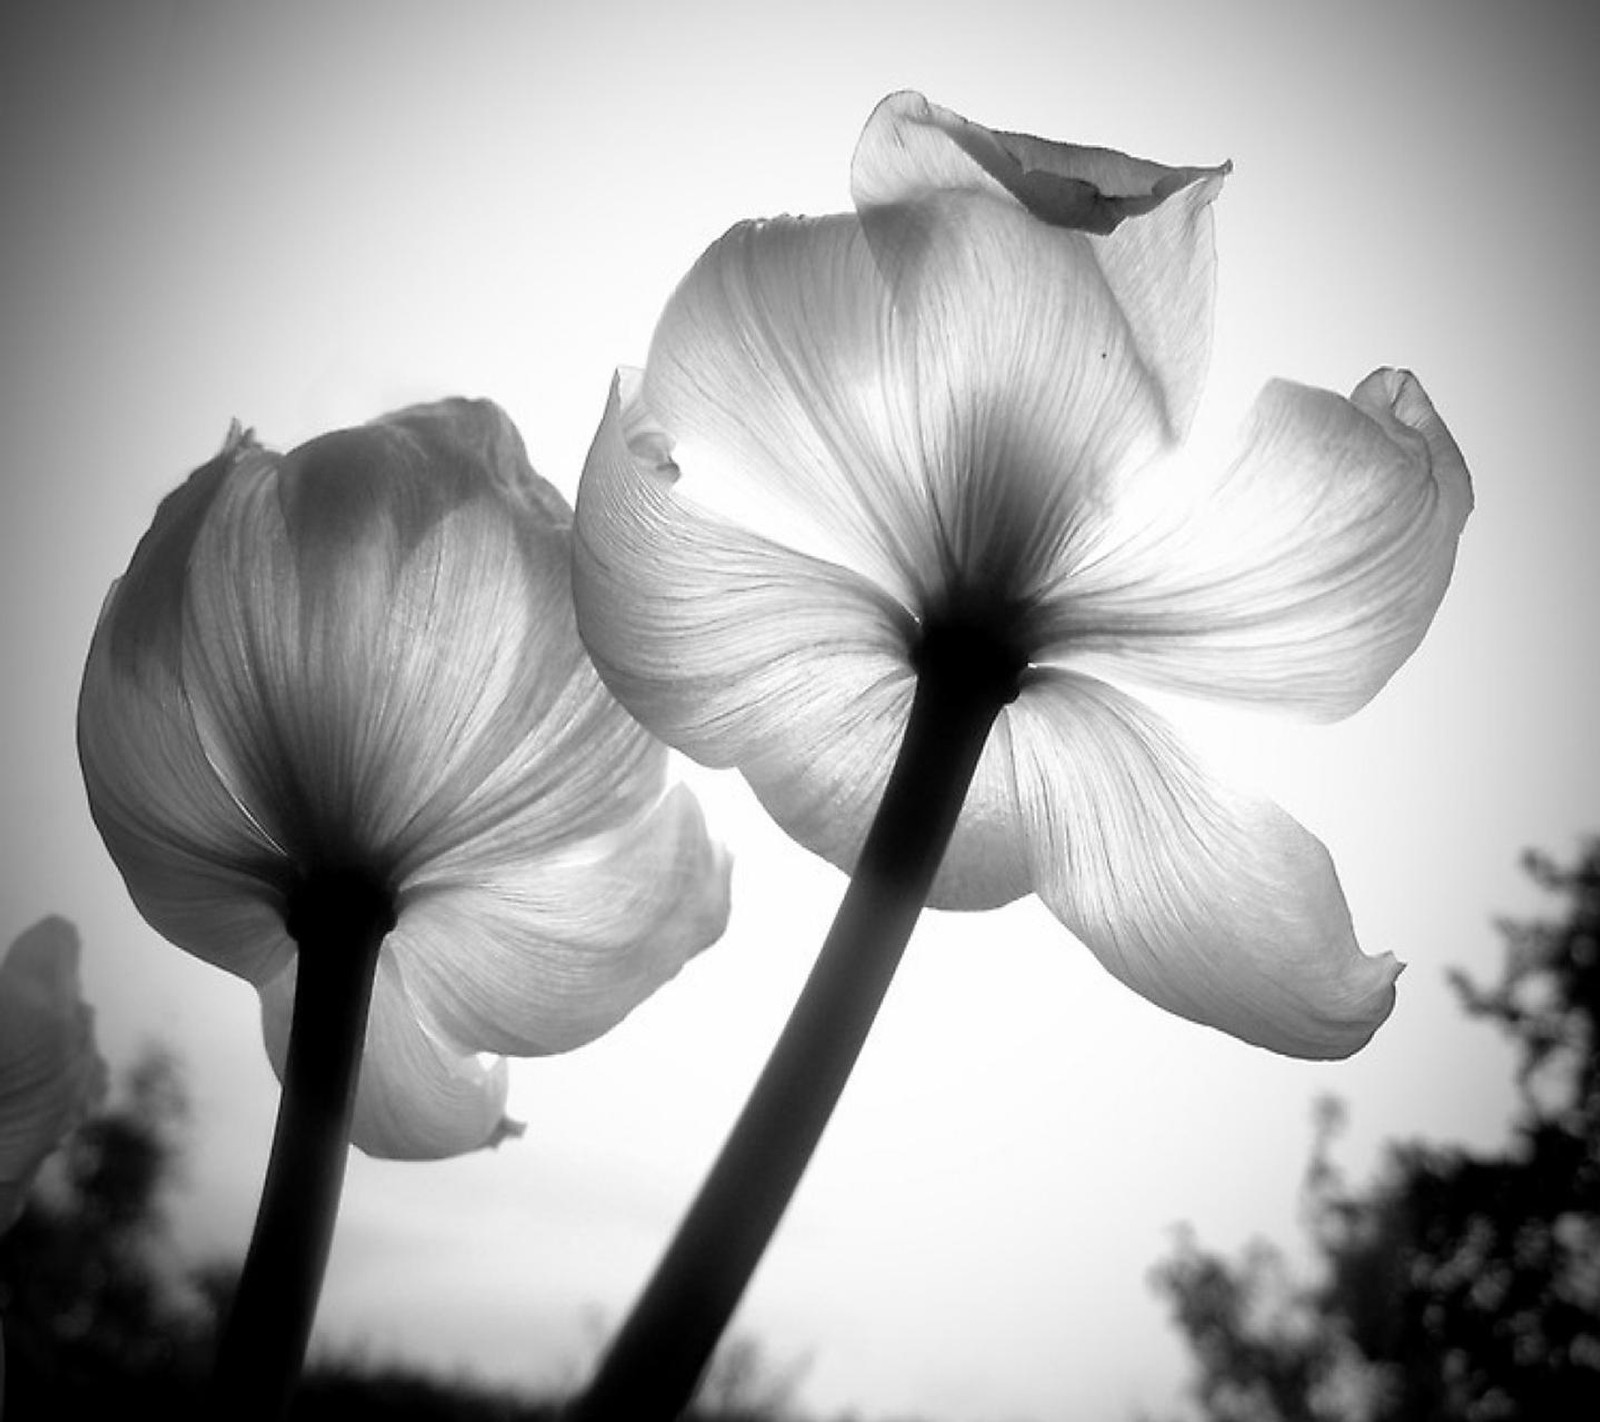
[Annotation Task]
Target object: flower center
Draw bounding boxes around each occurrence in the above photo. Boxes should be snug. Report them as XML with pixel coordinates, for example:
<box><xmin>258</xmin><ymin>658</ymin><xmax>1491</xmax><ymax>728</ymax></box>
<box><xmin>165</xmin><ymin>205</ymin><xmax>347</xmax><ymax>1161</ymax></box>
<box><xmin>284</xmin><ymin>866</ymin><xmax>399</xmax><ymax>955</ymax></box>
<box><xmin>911</xmin><ymin>609</ymin><xmax>1028</xmax><ymax>708</ymax></box>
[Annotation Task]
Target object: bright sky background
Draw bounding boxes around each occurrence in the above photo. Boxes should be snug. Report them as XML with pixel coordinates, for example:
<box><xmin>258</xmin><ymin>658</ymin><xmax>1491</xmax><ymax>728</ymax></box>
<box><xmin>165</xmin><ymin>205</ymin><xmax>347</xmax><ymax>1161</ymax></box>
<box><xmin>4</xmin><ymin>2</ymin><xmax>1599</xmax><ymax>1419</ymax></box>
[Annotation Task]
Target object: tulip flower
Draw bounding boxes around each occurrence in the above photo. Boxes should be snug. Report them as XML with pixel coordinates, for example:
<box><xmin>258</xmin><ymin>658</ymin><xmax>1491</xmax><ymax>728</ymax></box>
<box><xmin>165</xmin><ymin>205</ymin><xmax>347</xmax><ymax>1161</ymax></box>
<box><xmin>78</xmin><ymin>398</ymin><xmax>730</xmax><ymax>1419</ymax></box>
<box><xmin>567</xmin><ymin>92</ymin><xmax>1470</xmax><ymax>1416</ymax></box>
<box><xmin>1</xmin><ymin>917</ymin><xmax>104</xmax><ymax>1233</ymax></box>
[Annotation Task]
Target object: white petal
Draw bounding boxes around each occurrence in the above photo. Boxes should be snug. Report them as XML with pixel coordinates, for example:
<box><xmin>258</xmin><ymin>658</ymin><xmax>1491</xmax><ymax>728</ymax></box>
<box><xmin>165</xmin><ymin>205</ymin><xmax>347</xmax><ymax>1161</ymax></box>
<box><xmin>175</xmin><ymin>400</ymin><xmax>665</xmax><ymax>882</ymax></box>
<box><xmin>745</xmin><ymin>682</ymin><xmax>1036</xmax><ymax>913</ymax></box>
<box><xmin>260</xmin><ymin>950</ymin><xmax>515</xmax><ymax>1161</ymax></box>
<box><xmin>575</xmin><ymin>374</ymin><xmax>1030</xmax><ymax>908</ymax></box>
<box><xmin>77</xmin><ymin>433</ymin><xmax>294</xmax><ymax>984</ymax></box>
<box><xmin>397</xmin><ymin>784</ymin><xmax>731</xmax><ymax>1055</ymax></box>
<box><xmin>1043</xmin><ymin>370</ymin><xmax>1472</xmax><ymax>722</ymax></box>
<box><xmin>78</xmin><ymin>624</ymin><xmax>294</xmax><ymax>984</ymax></box>
<box><xmin>926</xmin><ymin>708</ymin><xmax>1035</xmax><ymax>910</ymax></box>
<box><xmin>0</xmin><ymin>918</ymin><xmax>105</xmax><ymax>1229</ymax></box>
<box><xmin>273</xmin><ymin>400</ymin><xmax>625</xmax><ymax>870</ymax></box>
<box><xmin>575</xmin><ymin>370</ymin><xmax>911</xmax><ymax>763</ymax></box>
<box><xmin>642</xmin><ymin>215</ymin><xmax>936</xmax><ymax>600</ymax></box>
<box><xmin>850</xmin><ymin>90</ymin><xmax>1228</xmax><ymax>440</ymax></box>
<box><xmin>642</xmin><ymin>187</ymin><xmax>1187</xmax><ymax>632</ymax></box>
<box><xmin>1008</xmin><ymin>671</ymin><xmax>1399</xmax><ymax>1057</ymax></box>
<box><xmin>870</xmin><ymin>189</ymin><xmax>1178</xmax><ymax>606</ymax></box>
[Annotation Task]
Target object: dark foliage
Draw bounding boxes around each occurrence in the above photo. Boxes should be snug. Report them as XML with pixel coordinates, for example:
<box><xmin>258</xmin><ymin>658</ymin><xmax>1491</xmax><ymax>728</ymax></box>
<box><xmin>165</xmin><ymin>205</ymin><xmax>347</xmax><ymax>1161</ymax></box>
<box><xmin>0</xmin><ymin>1047</ymin><xmax>814</xmax><ymax>1419</ymax></box>
<box><xmin>1153</xmin><ymin>839</ymin><xmax>1600</xmax><ymax>1422</ymax></box>
<box><xmin>0</xmin><ymin>1046</ymin><xmax>215</xmax><ymax>1417</ymax></box>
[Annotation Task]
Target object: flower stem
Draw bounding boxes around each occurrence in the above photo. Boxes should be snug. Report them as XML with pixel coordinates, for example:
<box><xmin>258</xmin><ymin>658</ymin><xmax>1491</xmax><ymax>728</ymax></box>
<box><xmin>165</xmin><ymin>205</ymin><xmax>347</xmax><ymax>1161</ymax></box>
<box><xmin>208</xmin><ymin>871</ymin><xmax>394</xmax><ymax>1422</ymax></box>
<box><xmin>565</xmin><ymin>657</ymin><xmax>1010</xmax><ymax>1421</ymax></box>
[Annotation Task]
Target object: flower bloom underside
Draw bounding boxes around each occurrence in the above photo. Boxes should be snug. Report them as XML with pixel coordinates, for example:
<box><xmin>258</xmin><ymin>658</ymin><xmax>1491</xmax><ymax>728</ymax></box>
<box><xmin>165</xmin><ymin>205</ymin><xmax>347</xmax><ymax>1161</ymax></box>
<box><xmin>79</xmin><ymin>399</ymin><xmax>730</xmax><ymax>1159</ymax></box>
<box><xmin>574</xmin><ymin>91</ymin><xmax>1471</xmax><ymax>1058</ymax></box>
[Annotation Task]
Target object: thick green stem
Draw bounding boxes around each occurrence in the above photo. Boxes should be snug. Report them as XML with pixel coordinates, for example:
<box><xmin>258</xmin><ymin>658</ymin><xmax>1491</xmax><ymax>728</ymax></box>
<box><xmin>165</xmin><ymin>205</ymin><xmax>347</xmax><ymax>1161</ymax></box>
<box><xmin>564</xmin><ymin>663</ymin><xmax>1009</xmax><ymax>1421</ymax></box>
<box><xmin>208</xmin><ymin>872</ymin><xmax>392</xmax><ymax>1422</ymax></box>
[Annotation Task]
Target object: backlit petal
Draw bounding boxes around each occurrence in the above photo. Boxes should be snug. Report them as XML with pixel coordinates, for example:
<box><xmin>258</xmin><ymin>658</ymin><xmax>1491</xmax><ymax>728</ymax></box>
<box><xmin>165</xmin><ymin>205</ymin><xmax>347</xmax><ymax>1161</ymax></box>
<box><xmin>574</xmin><ymin>370</ymin><xmax>911</xmax><ymax>765</ymax></box>
<box><xmin>642</xmin><ymin>180</ymin><xmax>1197</xmax><ymax>634</ymax></box>
<box><xmin>851</xmin><ymin>90</ymin><xmax>1228</xmax><ymax>440</ymax></box>
<box><xmin>575</xmin><ymin>373</ymin><xmax>1031</xmax><ymax>908</ymax></box>
<box><xmin>176</xmin><ymin>401</ymin><xmax>626</xmax><ymax>875</ymax></box>
<box><xmin>1</xmin><ymin>919</ymin><xmax>105</xmax><ymax>1229</ymax></box>
<box><xmin>77</xmin><ymin>639</ymin><xmax>292</xmax><ymax>983</ymax></box>
<box><xmin>743</xmin><ymin>681</ymin><xmax>1037</xmax><ymax>912</ymax></box>
<box><xmin>398</xmin><ymin>784</ymin><xmax>731</xmax><ymax>1055</ymax></box>
<box><xmin>1042</xmin><ymin>370</ymin><xmax>1472</xmax><ymax>722</ymax></box>
<box><xmin>77</xmin><ymin>433</ymin><xmax>293</xmax><ymax>983</ymax></box>
<box><xmin>260</xmin><ymin>951</ymin><xmax>515</xmax><ymax>1161</ymax></box>
<box><xmin>579</xmin><ymin>416</ymin><xmax>1028</xmax><ymax>901</ymax></box>
<box><xmin>1009</xmin><ymin>671</ymin><xmax>1399</xmax><ymax>1057</ymax></box>
<box><xmin>642</xmin><ymin>216</ymin><xmax>935</xmax><ymax>601</ymax></box>
<box><xmin>870</xmin><ymin>187</ymin><xmax>1176</xmax><ymax>612</ymax></box>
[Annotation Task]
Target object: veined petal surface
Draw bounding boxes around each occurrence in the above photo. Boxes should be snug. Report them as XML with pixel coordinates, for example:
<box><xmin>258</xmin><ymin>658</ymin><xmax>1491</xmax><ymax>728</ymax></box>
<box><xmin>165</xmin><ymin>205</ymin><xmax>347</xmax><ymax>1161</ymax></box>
<box><xmin>641</xmin><ymin>215</ymin><xmax>936</xmax><ymax>602</ymax></box>
<box><xmin>78</xmin><ymin>432</ymin><xmax>293</xmax><ymax>985</ymax></box>
<box><xmin>575</xmin><ymin>369</ymin><xmax>912</xmax><ymax>763</ymax></box>
<box><xmin>640</xmin><ymin>197</ymin><xmax>1188</xmax><ymax>627</ymax></box>
<box><xmin>576</xmin><ymin>372</ymin><xmax>1032</xmax><ymax>909</ymax></box>
<box><xmin>1040</xmin><ymin>370</ymin><xmax>1472</xmax><ymax>722</ymax></box>
<box><xmin>850</xmin><ymin>90</ymin><xmax>1228</xmax><ymax>442</ymax></box>
<box><xmin>77</xmin><ymin>634</ymin><xmax>295</xmax><ymax>986</ymax></box>
<box><xmin>1009</xmin><ymin>670</ymin><xmax>1399</xmax><ymax>1057</ymax></box>
<box><xmin>401</xmin><ymin>783</ymin><xmax>731</xmax><ymax>1056</ymax></box>
<box><xmin>260</xmin><ymin>952</ymin><xmax>514</xmax><ymax>1161</ymax></box>
<box><xmin>177</xmin><ymin>401</ymin><xmax>650</xmax><ymax>876</ymax></box>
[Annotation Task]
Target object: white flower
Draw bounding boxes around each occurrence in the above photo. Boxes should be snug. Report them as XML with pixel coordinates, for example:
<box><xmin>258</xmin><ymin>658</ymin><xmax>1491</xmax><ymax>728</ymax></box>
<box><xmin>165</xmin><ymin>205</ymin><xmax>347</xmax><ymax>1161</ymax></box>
<box><xmin>0</xmin><ymin>917</ymin><xmax>104</xmax><ymax>1231</ymax></box>
<box><xmin>79</xmin><ymin>399</ymin><xmax>730</xmax><ymax>1158</ymax></box>
<box><xmin>572</xmin><ymin>92</ymin><xmax>1470</xmax><ymax>1058</ymax></box>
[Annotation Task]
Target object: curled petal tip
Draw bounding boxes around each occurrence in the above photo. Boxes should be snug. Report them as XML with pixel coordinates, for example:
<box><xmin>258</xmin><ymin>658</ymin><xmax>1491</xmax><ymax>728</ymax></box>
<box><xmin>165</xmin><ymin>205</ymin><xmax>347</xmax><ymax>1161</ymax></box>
<box><xmin>1290</xmin><ymin>947</ymin><xmax>1403</xmax><ymax>1061</ymax></box>
<box><xmin>1353</xmin><ymin>366</ymin><xmax>1474</xmax><ymax>517</ymax></box>
<box><xmin>853</xmin><ymin>88</ymin><xmax>1228</xmax><ymax>234</ymax></box>
<box><xmin>487</xmin><ymin>1115</ymin><xmax>526</xmax><ymax>1149</ymax></box>
<box><xmin>221</xmin><ymin>418</ymin><xmax>258</xmax><ymax>459</ymax></box>
<box><xmin>1246</xmin><ymin>941</ymin><xmax>1402</xmax><ymax>1062</ymax></box>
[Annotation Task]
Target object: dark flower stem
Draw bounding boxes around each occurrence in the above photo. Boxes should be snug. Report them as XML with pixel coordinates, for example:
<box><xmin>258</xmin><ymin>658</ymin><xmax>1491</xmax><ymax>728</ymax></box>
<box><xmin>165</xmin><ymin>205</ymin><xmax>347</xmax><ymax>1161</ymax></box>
<box><xmin>565</xmin><ymin>654</ymin><xmax>1012</xmax><ymax>1421</ymax></box>
<box><xmin>209</xmin><ymin>873</ymin><xmax>393</xmax><ymax>1422</ymax></box>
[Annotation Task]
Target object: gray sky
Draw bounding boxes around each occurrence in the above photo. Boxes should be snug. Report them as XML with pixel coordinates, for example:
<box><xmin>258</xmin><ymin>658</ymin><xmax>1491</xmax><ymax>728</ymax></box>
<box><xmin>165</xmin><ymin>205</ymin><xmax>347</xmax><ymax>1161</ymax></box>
<box><xmin>4</xmin><ymin>1</ymin><xmax>1599</xmax><ymax>1418</ymax></box>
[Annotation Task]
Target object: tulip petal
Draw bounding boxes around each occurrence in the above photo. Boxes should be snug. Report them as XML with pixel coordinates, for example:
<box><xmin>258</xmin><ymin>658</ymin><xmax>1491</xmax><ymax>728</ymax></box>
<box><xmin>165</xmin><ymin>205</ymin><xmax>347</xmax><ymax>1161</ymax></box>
<box><xmin>641</xmin><ymin>215</ymin><xmax>939</xmax><ymax>602</ymax></box>
<box><xmin>397</xmin><ymin>784</ymin><xmax>731</xmax><ymax>1056</ymax></box>
<box><xmin>575</xmin><ymin>373</ymin><xmax>1032</xmax><ymax>908</ymax></box>
<box><xmin>177</xmin><ymin>400</ymin><xmax>664</xmax><ymax>880</ymax></box>
<box><xmin>850</xmin><ymin>90</ymin><xmax>1228</xmax><ymax>441</ymax></box>
<box><xmin>1</xmin><ymin>918</ymin><xmax>105</xmax><ymax>1229</ymax></box>
<box><xmin>78</xmin><ymin>640</ymin><xmax>294</xmax><ymax>983</ymax></box>
<box><xmin>1041</xmin><ymin>370</ymin><xmax>1472</xmax><ymax>722</ymax></box>
<box><xmin>260</xmin><ymin>950</ymin><xmax>515</xmax><ymax>1161</ymax></box>
<box><xmin>1007</xmin><ymin>670</ymin><xmax>1399</xmax><ymax>1057</ymax></box>
<box><xmin>575</xmin><ymin>370</ymin><xmax>913</xmax><ymax>762</ymax></box>
<box><xmin>78</xmin><ymin>433</ymin><xmax>295</xmax><ymax>985</ymax></box>
<box><xmin>642</xmin><ymin>188</ymin><xmax>1196</xmax><ymax>633</ymax></box>
<box><xmin>747</xmin><ymin>689</ymin><xmax>1037</xmax><ymax>913</ymax></box>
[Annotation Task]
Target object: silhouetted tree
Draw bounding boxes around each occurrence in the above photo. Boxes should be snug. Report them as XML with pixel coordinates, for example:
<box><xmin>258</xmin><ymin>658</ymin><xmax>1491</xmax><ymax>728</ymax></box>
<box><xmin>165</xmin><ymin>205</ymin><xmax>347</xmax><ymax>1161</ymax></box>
<box><xmin>1153</xmin><ymin>838</ymin><xmax>1600</xmax><ymax>1422</ymax></box>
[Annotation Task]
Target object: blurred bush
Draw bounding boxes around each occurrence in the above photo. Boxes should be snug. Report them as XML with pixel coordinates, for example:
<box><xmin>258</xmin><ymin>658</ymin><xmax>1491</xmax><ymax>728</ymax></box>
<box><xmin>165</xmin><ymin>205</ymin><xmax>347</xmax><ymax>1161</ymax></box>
<box><xmin>1153</xmin><ymin>838</ymin><xmax>1600</xmax><ymax>1422</ymax></box>
<box><xmin>0</xmin><ymin>1046</ymin><xmax>825</xmax><ymax>1420</ymax></box>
